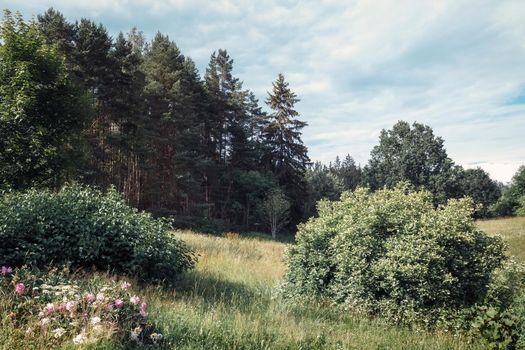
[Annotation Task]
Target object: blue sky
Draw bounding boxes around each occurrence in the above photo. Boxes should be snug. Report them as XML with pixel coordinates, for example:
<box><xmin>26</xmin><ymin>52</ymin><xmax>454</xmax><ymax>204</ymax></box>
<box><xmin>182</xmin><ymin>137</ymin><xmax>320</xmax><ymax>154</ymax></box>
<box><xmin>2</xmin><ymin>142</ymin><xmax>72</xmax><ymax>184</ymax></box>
<box><xmin>5</xmin><ymin>0</ymin><xmax>525</xmax><ymax>183</ymax></box>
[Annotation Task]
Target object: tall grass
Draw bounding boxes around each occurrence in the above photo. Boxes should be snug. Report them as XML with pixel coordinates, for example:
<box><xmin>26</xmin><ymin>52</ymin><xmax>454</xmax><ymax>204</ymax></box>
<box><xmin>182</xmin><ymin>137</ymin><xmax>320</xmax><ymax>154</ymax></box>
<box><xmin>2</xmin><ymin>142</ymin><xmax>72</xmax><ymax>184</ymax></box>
<box><xmin>7</xmin><ymin>223</ymin><xmax>521</xmax><ymax>349</ymax></box>
<box><xmin>133</xmin><ymin>230</ymin><xmax>486</xmax><ymax>349</ymax></box>
<box><xmin>478</xmin><ymin>216</ymin><xmax>525</xmax><ymax>262</ymax></box>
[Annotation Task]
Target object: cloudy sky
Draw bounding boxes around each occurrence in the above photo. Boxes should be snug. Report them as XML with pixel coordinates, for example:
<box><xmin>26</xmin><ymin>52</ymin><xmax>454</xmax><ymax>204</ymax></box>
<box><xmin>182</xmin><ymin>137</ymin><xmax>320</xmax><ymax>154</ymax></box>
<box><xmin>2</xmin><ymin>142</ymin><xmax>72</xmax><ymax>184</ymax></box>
<box><xmin>6</xmin><ymin>0</ymin><xmax>525</xmax><ymax>183</ymax></box>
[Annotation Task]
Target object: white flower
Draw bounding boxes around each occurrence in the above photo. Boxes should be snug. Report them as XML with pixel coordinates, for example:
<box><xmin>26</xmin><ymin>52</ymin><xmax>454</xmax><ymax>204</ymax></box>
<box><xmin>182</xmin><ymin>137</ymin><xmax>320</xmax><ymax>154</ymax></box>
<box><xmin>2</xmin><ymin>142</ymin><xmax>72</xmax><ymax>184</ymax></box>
<box><xmin>96</xmin><ymin>292</ymin><xmax>105</xmax><ymax>302</ymax></box>
<box><xmin>52</xmin><ymin>327</ymin><xmax>66</xmax><ymax>339</ymax></box>
<box><xmin>130</xmin><ymin>326</ymin><xmax>142</xmax><ymax>342</ymax></box>
<box><xmin>150</xmin><ymin>332</ymin><xmax>163</xmax><ymax>344</ymax></box>
<box><xmin>40</xmin><ymin>318</ymin><xmax>50</xmax><ymax>327</ymax></box>
<box><xmin>73</xmin><ymin>333</ymin><xmax>87</xmax><ymax>344</ymax></box>
<box><xmin>90</xmin><ymin>316</ymin><xmax>101</xmax><ymax>325</ymax></box>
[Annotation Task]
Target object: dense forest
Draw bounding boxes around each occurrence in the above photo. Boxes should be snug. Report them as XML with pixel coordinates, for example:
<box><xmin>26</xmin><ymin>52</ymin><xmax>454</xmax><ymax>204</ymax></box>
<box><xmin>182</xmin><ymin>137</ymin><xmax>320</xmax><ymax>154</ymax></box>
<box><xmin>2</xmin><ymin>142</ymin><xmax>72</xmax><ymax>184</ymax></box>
<box><xmin>0</xmin><ymin>9</ymin><xmax>522</xmax><ymax>234</ymax></box>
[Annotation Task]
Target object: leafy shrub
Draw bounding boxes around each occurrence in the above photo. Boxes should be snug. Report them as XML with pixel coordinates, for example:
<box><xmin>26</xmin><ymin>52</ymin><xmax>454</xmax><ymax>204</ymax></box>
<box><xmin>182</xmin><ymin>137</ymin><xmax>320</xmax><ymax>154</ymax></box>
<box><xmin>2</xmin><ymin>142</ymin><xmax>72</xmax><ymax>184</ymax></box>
<box><xmin>0</xmin><ymin>184</ymin><xmax>195</xmax><ymax>281</ymax></box>
<box><xmin>516</xmin><ymin>195</ymin><xmax>525</xmax><ymax>216</ymax></box>
<box><xmin>441</xmin><ymin>260</ymin><xmax>525</xmax><ymax>349</ymax></box>
<box><xmin>283</xmin><ymin>184</ymin><xmax>506</xmax><ymax>324</ymax></box>
<box><xmin>0</xmin><ymin>265</ymin><xmax>163</xmax><ymax>347</ymax></box>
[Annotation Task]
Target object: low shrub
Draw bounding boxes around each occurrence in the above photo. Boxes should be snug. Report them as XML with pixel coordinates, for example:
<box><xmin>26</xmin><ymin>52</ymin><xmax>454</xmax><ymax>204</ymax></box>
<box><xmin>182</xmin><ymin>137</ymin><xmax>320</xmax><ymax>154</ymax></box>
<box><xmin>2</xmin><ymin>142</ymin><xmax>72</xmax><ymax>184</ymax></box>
<box><xmin>283</xmin><ymin>184</ymin><xmax>507</xmax><ymax>324</ymax></box>
<box><xmin>440</xmin><ymin>260</ymin><xmax>525</xmax><ymax>349</ymax></box>
<box><xmin>0</xmin><ymin>184</ymin><xmax>195</xmax><ymax>281</ymax></box>
<box><xmin>0</xmin><ymin>265</ymin><xmax>163</xmax><ymax>347</ymax></box>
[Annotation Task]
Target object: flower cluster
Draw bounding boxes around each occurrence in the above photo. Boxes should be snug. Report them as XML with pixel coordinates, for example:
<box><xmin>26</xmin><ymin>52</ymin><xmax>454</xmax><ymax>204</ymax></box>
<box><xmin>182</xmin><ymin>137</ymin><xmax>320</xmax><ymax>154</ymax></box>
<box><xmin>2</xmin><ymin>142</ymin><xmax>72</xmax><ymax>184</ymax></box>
<box><xmin>0</xmin><ymin>266</ymin><xmax>163</xmax><ymax>347</ymax></box>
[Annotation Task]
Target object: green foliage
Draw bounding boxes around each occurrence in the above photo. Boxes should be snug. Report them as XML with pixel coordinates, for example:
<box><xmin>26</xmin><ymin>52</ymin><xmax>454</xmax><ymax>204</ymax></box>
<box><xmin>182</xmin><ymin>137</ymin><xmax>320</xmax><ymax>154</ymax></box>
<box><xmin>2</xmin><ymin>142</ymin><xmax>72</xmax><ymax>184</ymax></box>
<box><xmin>304</xmin><ymin>162</ymin><xmax>344</xmax><ymax>217</ymax></box>
<box><xmin>258</xmin><ymin>188</ymin><xmax>291</xmax><ymax>239</ymax></box>
<box><xmin>516</xmin><ymin>195</ymin><xmax>525</xmax><ymax>216</ymax></box>
<box><xmin>330</xmin><ymin>154</ymin><xmax>362</xmax><ymax>191</ymax></box>
<box><xmin>0</xmin><ymin>184</ymin><xmax>195</xmax><ymax>281</ymax></box>
<box><xmin>362</xmin><ymin>121</ymin><xmax>458</xmax><ymax>205</ymax></box>
<box><xmin>263</xmin><ymin>73</ymin><xmax>310</xmax><ymax>223</ymax></box>
<box><xmin>443</xmin><ymin>261</ymin><xmax>525</xmax><ymax>349</ymax></box>
<box><xmin>0</xmin><ymin>11</ymin><xmax>92</xmax><ymax>190</ymax></box>
<box><xmin>458</xmin><ymin>167</ymin><xmax>502</xmax><ymax>218</ymax></box>
<box><xmin>492</xmin><ymin>166</ymin><xmax>525</xmax><ymax>217</ymax></box>
<box><xmin>283</xmin><ymin>184</ymin><xmax>506</xmax><ymax>324</ymax></box>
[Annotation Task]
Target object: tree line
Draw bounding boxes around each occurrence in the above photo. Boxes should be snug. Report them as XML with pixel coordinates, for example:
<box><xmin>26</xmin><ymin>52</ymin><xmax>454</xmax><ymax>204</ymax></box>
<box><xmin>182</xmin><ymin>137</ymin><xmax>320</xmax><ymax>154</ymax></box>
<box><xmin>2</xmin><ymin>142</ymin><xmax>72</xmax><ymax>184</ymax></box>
<box><xmin>1</xmin><ymin>9</ymin><xmax>522</xmax><ymax>235</ymax></box>
<box><xmin>0</xmin><ymin>9</ymin><xmax>311</xmax><ymax>232</ymax></box>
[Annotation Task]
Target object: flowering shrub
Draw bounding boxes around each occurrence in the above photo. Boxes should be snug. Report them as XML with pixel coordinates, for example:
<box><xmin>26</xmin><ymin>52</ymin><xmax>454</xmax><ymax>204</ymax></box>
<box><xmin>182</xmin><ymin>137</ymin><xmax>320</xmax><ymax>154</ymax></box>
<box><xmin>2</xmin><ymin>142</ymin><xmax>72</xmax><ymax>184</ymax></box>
<box><xmin>0</xmin><ymin>265</ymin><xmax>164</xmax><ymax>347</ymax></box>
<box><xmin>283</xmin><ymin>184</ymin><xmax>506</xmax><ymax>324</ymax></box>
<box><xmin>0</xmin><ymin>184</ymin><xmax>195</xmax><ymax>281</ymax></box>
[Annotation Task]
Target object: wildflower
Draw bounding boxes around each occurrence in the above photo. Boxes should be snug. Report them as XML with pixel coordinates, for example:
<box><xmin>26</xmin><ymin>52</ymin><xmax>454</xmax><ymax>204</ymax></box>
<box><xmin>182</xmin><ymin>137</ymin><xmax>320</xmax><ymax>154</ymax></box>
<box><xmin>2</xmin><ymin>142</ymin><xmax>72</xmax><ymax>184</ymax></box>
<box><xmin>15</xmin><ymin>283</ymin><xmax>25</xmax><ymax>294</ymax></box>
<box><xmin>46</xmin><ymin>303</ymin><xmax>56</xmax><ymax>314</ymax></box>
<box><xmin>85</xmin><ymin>293</ymin><xmax>96</xmax><ymax>303</ymax></box>
<box><xmin>59</xmin><ymin>303</ymin><xmax>67</xmax><ymax>312</ymax></box>
<box><xmin>73</xmin><ymin>333</ymin><xmax>87</xmax><ymax>344</ymax></box>
<box><xmin>90</xmin><ymin>316</ymin><xmax>101</xmax><ymax>325</ymax></box>
<box><xmin>52</xmin><ymin>327</ymin><xmax>66</xmax><ymax>339</ymax></box>
<box><xmin>25</xmin><ymin>327</ymin><xmax>34</xmax><ymax>336</ymax></box>
<box><xmin>139</xmin><ymin>302</ymin><xmax>148</xmax><ymax>317</ymax></box>
<box><xmin>121</xmin><ymin>281</ymin><xmax>131</xmax><ymax>290</ymax></box>
<box><xmin>130</xmin><ymin>326</ymin><xmax>142</xmax><ymax>342</ymax></box>
<box><xmin>106</xmin><ymin>303</ymin><xmax>114</xmax><ymax>311</ymax></box>
<box><xmin>96</xmin><ymin>292</ymin><xmax>105</xmax><ymax>302</ymax></box>
<box><xmin>1</xmin><ymin>266</ymin><xmax>13</xmax><ymax>274</ymax></box>
<box><xmin>65</xmin><ymin>301</ymin><xmax>75</xmax><ymax>312</ymax></box>
<box><xmin>40</xmin><ymin>318</ymin><xmax>50</xmax><ymax>327</ymax></box>
<box><xmin>130</xmin><ymin>295</ymin><xmax>140</xmax><ymax>305</ymax></box>
<box><xmin>114</xmin><ymin>298</ymin><xmax>124</xmax><ymax>309</ymax></box>
<box><xmin>150</xmin><ymin>332</ymin><xmax>163</xmax><ymax>344</ymax></box>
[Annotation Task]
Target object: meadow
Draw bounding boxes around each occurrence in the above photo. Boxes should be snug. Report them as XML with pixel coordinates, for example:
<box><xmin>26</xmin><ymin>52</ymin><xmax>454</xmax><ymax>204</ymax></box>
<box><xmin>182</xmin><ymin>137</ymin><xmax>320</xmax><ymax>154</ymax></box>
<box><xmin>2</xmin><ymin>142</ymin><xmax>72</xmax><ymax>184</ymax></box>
<box><xmin>146</xmin><ymin>217</ymin><xmax>524</xmax><ymax>349</ymax></box>
<box><xmin>2</xmin><ymin>217</ymin><xmax>524</xmax><ymax>349</ymax></box>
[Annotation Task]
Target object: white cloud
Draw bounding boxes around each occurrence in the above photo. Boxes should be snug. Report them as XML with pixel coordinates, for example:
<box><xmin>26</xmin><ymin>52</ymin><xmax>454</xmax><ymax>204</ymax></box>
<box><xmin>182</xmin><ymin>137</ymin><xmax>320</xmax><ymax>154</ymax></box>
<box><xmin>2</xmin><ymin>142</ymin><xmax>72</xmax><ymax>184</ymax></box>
<box><xmin>6</xmin><ymin>0</ymin><xmax>525</xmax><ymax>182</ymax></box>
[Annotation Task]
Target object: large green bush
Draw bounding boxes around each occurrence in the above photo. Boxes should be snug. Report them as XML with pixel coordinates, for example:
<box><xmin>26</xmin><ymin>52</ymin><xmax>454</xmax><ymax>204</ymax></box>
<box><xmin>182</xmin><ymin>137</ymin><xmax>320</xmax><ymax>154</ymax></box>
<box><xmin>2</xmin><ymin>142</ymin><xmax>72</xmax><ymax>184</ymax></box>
<box><xmin>0</xmin><ymin>185</ymin><xmax>195</xmax><ymax>281</ymax></box>
<box><xmin>283</xmin><ymin>184</ymin><xmax>506</xmax><ymax>323</ymax></box>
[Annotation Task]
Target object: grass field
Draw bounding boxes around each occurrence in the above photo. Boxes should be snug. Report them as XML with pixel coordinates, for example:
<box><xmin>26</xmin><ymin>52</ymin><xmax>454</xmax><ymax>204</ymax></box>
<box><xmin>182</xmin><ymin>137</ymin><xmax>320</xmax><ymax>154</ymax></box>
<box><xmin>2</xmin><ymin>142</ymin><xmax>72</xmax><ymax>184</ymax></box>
<box><xmin>128</xmin><ymin>230</ymin><xmax>489</xmax><ymax>350</ymax></box>
<box><xmin>478</xmin><ymin>216</ymin><xmax>525</xmax><ymax>262</ymax></box>
<box><xmin>4</xmin><ymin>218</ymin><xmax>524</xmax><ymax>349</ymax></box>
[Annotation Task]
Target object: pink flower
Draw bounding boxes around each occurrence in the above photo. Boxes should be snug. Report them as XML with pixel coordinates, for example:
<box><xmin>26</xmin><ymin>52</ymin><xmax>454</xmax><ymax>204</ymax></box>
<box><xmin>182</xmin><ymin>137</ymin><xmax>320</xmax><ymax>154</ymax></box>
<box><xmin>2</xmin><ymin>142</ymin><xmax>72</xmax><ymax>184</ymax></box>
<box><xmin>106</xmin><ymin>303</ymin><xmax>114</xmax><ymax>311</ymax></box>
<box><xmin>114</xmin><ymin>299</ymin><xmax>124</xmax><ymax>309</ymax></box>
<box><xmin>130</xmin><ymin>295</ymin><xmax>140</xmax><ymax>305</ymax></box>
<box><xmin>140</xmin><ymin>302</ymin><xmax>148</xmax><ymax>317</ymax></box>
<box><xmin>64</xmin><ymin>301</ymin><xmax>74</xmax><ymax>312</ymax></box>
<box><xmin>1</xmin><ymin>266</ymin><xmax>13</xmax><ymax>274</ymax></box>
<box><xmin>59</xmin><ymin>303</ymin><xmax>67</xmax><ymax>312</ymax></box>
<box><xmin>121</xmin><ymin>281</ymin><xmax>131</xmax><ymax>290</ymax></box>
<box><xmin>46</xmin><ymin>303</ymin><xmax>56</xmax><ymax>314</ymax></box>
<box><xmin>85</xmin><ymin>293</ymin><xmax>95</xmax><ymax>303</ymax></box>
<box><xmin>15</xmin><ymin>283</ymin><xmax>25</xmax><ymax>294</ymax></box>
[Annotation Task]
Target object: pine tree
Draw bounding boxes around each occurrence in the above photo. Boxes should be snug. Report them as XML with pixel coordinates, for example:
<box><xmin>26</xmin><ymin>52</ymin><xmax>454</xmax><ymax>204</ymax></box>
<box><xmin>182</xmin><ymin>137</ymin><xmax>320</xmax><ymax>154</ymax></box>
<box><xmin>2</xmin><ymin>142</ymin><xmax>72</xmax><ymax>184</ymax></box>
<box><xmin>141</xmin><ymin>33</ymin><xmax>205</xmax><ymax>212</ymax></box>
<box><xmin>37</xmin><ymin>8</ymin><xmax>76</xmax><ymax>67</ymax></box>
<box><xmin>203</xmin><ymin>49</ymin><xmax>257</xmax><ymax>219</ymax></box>
<box><xmin>330</xmin><ymin>154</ymin><xmax>362</xmax><ymax>191</ymax></box>
<box><xmin>263</xmin><ymin>73</ymin><xmax>310</xmax><ymax>223</ymax></box>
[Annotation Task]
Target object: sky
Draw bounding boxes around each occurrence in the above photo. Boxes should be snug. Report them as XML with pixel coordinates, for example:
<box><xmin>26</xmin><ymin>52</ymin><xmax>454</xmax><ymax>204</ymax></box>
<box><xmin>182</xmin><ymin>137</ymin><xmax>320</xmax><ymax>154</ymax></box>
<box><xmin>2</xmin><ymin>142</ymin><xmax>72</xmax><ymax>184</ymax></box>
<box><xmin>5</xmin><ymin>0</ymin><xmax>525</xmax><ymax>183</ymax></box>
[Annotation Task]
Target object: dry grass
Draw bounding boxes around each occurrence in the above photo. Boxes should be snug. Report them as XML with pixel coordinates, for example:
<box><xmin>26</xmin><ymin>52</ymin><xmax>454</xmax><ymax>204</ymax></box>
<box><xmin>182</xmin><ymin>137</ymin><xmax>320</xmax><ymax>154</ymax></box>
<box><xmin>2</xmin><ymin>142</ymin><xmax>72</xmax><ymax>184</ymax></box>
<box><xmin>133</xmin><ymin>230</ymin><xmax>487</xmax><ymax>349</ymax></box>
<box><xmin>478</xmin><ymin>216</ymin><xmax>525</xmax><ymax>262</ymax></box>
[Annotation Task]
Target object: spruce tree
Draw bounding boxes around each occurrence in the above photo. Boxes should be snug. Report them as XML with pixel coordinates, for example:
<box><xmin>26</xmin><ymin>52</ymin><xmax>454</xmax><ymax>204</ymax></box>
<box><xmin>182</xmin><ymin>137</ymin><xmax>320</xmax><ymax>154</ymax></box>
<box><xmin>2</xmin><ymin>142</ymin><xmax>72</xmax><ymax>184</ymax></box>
<box><xmin>263</xmin><ymin>73</ymin><xmax>310</xmax><ymax>222</ymax></box>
